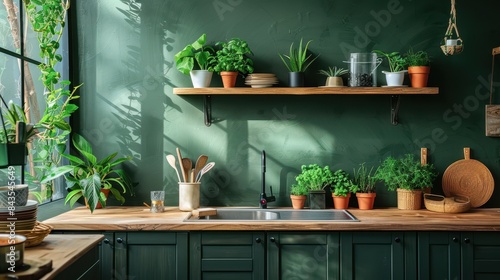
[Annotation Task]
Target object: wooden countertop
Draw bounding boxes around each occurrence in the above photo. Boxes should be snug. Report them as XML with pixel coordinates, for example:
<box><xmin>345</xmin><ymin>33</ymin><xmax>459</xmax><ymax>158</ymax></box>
<box><xmin>20</xmin><ymin>234</ymin><xmax>103</xmax><ymax>280</ymax></box>
<box><xmin>43</xmin><ymin>206</ymin><xmax>500</xmax><ymax>231</ymax></box>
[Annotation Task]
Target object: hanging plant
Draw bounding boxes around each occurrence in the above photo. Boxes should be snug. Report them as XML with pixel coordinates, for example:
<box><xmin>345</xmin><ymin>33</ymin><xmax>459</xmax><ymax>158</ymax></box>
<box><xmin>440</xmin><ymin>0</ymin><xmax>463</xmax><ymax>56</ymax></box>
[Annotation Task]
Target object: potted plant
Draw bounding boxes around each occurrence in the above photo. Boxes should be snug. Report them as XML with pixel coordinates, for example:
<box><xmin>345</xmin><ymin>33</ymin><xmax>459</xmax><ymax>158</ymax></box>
<box><xmin>372</xmin><ymin>50</ymin><xmax>407</xmax><ymax>86</ymax></box>
<box><xmin>330</xmin><ymin>169</ymin><xmax>356</xmax><ymax>209</ymax></box>
<box><xmin>279</xmin><ymin>39</ymin><xmax>319</xmax><ymax>87</ymax></box>
<box><xmin>213</xmin><ymin>38</ymin><xmax>254</xmax><ymax>88</ymax></box>
<box><xmin>352</xmin><ymin>163</ymin><xmax>377</xmax><ymax>210</ymax></box>
<box><xmin>406</xmin><ymin>48</ymin><xmax>430</xmax><ymax>88</ymax></box>
<box><xmin>374</xmin><ymin>154</ymin><xmax>437</xmax><ymax>210</ymax></box>
<box><xmin>294</xmin><ymin>164</ymin><xmax>333</xmax><ymax>209</ymax></box>
<box><xmin>290</xmin><ymin>183</ymin><xmax>308</xmax><ymax>209</ymax></box>
<box><xmin>174</xmin><ymin>33</ymin><xmax>216</xmax><ymax>88</ymax></box>
<box><xmin>42</xmin><ymin>134</ymin><xmax>134</xmax><ymax>213</ymax></box>
<box><xmin>318</xmin><ymin>66</ymin><xmax>349</xmax><ymax>87</ymax></box>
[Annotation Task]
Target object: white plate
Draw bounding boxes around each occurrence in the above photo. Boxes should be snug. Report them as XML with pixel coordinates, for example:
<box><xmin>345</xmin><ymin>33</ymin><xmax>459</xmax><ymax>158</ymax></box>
<box><xmin>0</xmin><ymin>200</ymin><xmax>38</xmax><ymax>213</ymax></box>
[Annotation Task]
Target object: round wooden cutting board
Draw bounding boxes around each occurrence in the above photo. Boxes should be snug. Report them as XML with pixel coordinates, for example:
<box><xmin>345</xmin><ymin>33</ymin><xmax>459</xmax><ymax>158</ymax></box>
<box><xmin>442</xmin><ymin>148</ymin><xmax>494</xmax><ymax>208</ymax></box>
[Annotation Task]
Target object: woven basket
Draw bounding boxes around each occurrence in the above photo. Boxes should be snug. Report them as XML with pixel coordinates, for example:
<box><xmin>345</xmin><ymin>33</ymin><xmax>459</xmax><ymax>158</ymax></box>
<box><xmin>12</xmin><ymin>221</ymin><xmax>53</xmax><ymax>247</ymax></box>
<box><xmin>397</xmin><ymin>189</ymin><xmax>422</xmax><ymax>210</ymax></box>
<box><xmin>440</xmin><ymin>43</ymin><xmax>463</xmax><ymax>56</ymax></box>
<box><xmin>424</xmin><ymin>194</ymin><xmax>471</xmax><ymax>213</ymax></box>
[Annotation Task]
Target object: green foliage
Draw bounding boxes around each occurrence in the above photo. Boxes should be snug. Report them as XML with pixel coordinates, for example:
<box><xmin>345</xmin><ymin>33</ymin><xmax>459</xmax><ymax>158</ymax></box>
<box><xmin>406</xmin><ymin>48</ymin><xmax>430</xmax><ymax>67</ymax></box>
<box><xmin>374</xmin><ymin>154</ymin><xmax>437</xmax><ymax>191</ymax></box>
<box><xmin>331</xmin><ymin>169</ymin><xmax>356</xmax><ymax>197</ymax></box>
<box><xmin>174</xmin><ymin>33</ymin><xmax>216</xmax><ymax>75</ymax></box>
<box><xmin>0</xmin><ymin>102</ymin><xmax>35</xmax><ymax>143</ymax></box>
<box><xmin>294</xmin><ymin>164</ymin><xmax>334</xmax><ymax>191</ymax></box>
<box><xmin>213</xmin><ymin>38</ymin><xmax>254</xmax><ymax>74</ymax></box>
<box><xmin>352</xmin><ymin>163</ymin><xmax>377</xmax><ymax>193</ymax></box>
<box><xmin>372</xmin><ymin>50</ymin><xmax>407</xmax><ymax>72</ymax></box>
<box><xmin>318</xmin><ymin>66</ymin><xmax>348</xmax><ymax>77</ymax></box>
<box><xmin>279</xmin><ymin>39</ymin><xmax>319</xmax><ymax>72</ymax></box>
<box><xmin>290</xmin><ymin>183</ymin><xmax>309</xmax><ymax>196</ymax></box>
<box><xmin>23</xmin><ymin>0</ymin><xmax>80</xmax><ymax>200</ymax></box>
<box><xmin>42</xmin><ymin>134</ymin><xmax>134</xmax><ymax>213</ymax></box>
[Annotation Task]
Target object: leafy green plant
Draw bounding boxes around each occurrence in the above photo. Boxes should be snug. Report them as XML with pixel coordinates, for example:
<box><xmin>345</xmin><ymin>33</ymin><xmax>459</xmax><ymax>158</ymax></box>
<box><xmin>372</xmin><ymin>50</ymin><xmax>407</xmax><ymax>72</ymax></box>
<box><xmin>352</xmin><ymin>163</ymin><xmax>377</xmax><ymax>193</ymax></box>
<box><xmin>318</xmin><ymin>66</ymin><xmax>348</xmax><ymax>77</ymax></box>
<box><xmin>374</xmin><ymin>154</ymin><xmax>437</xmax><ymax>191</ymax></box>
<box><xmin>42</xmin><ymin>134</ymin><xmax>134</xmax><ymax>213</ymax></box>
<box><xmin>330</xmin><ymin>169</ymin><xmax>356</xmax><ymax>197</ymax></box>
<box><xmin>23</xmin><ymin>0</ymin><xmax>80</xmax><ymax>200</ymax></box>
<box><xmin>0</xmin><ymin>100</ymin><xmax>35</xmax><ymax>143</ymax></box>
<box><xmin>294</xmin><ymin>164</ymin><xmax>334</xmax><ymax>191</ymax></box>
<box><xmin>213</xmin><ymin>38</ymin><xmax>254</xmax><ymax>75</ymax></box>
<box><xmin>174</xmin><ymin>33</ymin><xmax>216</xmax><ymax>75</ymax></box>
<box><xmin>279</xmin><ymin>39</ymin><xmax>319</xmax><ymax>72</ymax></box>
<box><xmin>290</xmin><ymin>183</ymin><xmax>309</xmax><ymax>196</ymax></box>
<box><xmin>406</xmin><ymin>48</ymin><xmax>430</xmax><ymax>67</ymax></box>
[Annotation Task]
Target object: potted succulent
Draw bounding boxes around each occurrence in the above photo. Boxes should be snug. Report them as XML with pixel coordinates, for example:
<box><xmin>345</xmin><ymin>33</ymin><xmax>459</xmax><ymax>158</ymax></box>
<box><xmin>294</xmin><ymin>164</ymin><xmax>333</xmax><ymax>209</ymax></box>
<box><xmin>372</xmin><ymin>50</ymin><xmax>407</xmax><ymax>86</ymax></box>
<box><xmin>279</xmin><ymin>39</ymin><xmax>319</xmax><ymax>87</ymax></box>
<box><xmin>213</xmin><ymin>38</ymin><xmax>254</xmax><ymax>88</ymax></box>
<box><xmin>318</xmin><ymin>66</ymin><xmax>349</xmax><ymax>87</ymax></box>
<box><xmin>330</xmin><ymin>169</ymin><xmax>356</xmax><ymax>209</ymax></box>
<box><xmin>42</xmin><ymin>133</ymin><xmax>134</xmax><ymax>213</ymax></box>
<box><xmin>352</xmin><ymin>163</ymin><xmax>378</xmax><ymax>210</ymax></box>
<box><xmin>290</xmin><ymin>183</ymin><xmax>308</xmax><ymax>209</ymax></box>
<box><xmin>406</xmin><ymin>48</ymin><xmax>430</xmax><ymax>88</ymax></box>
<box><xmin>174</xmin><ymin>33</ymin><xmax>216</xmax><ymax>88</ymax></box>
<box><xmin>374</xmin><ymin>154</ymin><xmax>437</xmax><ymax>210</ymax></box>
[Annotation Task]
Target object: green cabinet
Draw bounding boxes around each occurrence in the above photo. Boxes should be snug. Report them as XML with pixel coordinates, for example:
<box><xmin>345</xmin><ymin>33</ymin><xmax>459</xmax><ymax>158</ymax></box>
<box><xmin>189</xmin><ymin>232</ymin><xmax>265</xmax><ymax>280</ymax></box>
<box><xmin>419</xmin><ymin>232</ymin><xmax>500</xmax><ymax>280</ymax></box>
<box><xmin>267</xmin><ymin>232</ymin><xmax>340</xmax><ymax>280</ymax></box>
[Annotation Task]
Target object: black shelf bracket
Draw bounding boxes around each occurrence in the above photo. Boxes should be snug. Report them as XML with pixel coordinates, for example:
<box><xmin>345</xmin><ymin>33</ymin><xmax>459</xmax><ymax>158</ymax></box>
<box><xmin>391</xmin><ymin>95</ymin><xmax>401</xmax><ymax>125</ymax></box>
<box><xmin>204</xmin><ymin>95</ymin><xmax>212</xmax><ymax>127</ymax></box>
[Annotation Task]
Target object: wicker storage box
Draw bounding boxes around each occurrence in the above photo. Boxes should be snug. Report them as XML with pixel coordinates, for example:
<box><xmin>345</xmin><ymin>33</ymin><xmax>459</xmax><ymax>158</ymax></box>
<box><xmin>424</xmin><ymin>194</ymin><xmax>471</xmax><ymax>213</ymax></box>
<box><xmin>397</xmin><ymin>189</ymin><xmax>422</xmax><ymax>210</ymax></box>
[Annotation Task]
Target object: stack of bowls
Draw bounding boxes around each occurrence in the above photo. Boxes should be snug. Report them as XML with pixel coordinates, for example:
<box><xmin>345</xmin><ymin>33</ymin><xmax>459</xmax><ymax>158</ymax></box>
<box><xmin>245</xmin><ymin>73</ymin><xmax>278</xmax><ymax>88</ymax></box>
<box><xmin>0</xmin><ymin>185</ymin><xmax>37</xmax><ymax>231</ymax></box>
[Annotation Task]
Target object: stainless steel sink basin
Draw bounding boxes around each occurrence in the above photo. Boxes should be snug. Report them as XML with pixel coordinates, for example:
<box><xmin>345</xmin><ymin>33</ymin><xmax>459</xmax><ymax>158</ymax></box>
<box><xmin>183</xmin><ymin>208</ymin><xmax>358</xmax><ymax>222</ymax></box>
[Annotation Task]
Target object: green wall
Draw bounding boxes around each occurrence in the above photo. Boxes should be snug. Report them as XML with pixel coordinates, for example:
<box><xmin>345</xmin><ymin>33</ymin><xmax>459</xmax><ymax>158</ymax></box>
<box><xmin>71</xmin><ymin>0</ymin><xmax>500</xmax><ymax>208</ymax></box>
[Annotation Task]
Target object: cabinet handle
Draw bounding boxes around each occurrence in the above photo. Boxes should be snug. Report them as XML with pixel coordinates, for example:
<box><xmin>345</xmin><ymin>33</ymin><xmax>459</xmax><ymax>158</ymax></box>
<box><xmin>463</xmin><ymin>237</ymin><xmax>471</xmax><ymax>244</ymax></box>
<box><xmin>269</xmin><ymin>237</ymin><xmax>276</xmax><ymax>243</ymax></box>
<box><xmin>103</xmin><ymin>239</ymin><xmax>110</xmax><ymax>244</ymax></box>
<box><xmin>255</xmin><ymin>238</ymin><xmax>262</xmax><ymax>243</ymax></box>
<box><xmin>116</xmin><ymin>238</ymin><xmax>124</xmax><ymax>244</ymax></box>
<box><xmin>394</xmin><ymin>237</ymin><xmax>401</xmax><ymax>243</ymax></box>
<box><xmin>452</xmin><ymin>237</ymin><xmax>458</xmax><ymax>243</ymax></box>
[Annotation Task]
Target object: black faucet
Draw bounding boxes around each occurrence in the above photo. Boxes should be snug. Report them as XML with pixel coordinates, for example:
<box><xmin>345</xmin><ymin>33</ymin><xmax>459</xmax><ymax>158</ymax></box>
<box><xmin>260</xmin><ymin>150</ymin><xmax>275</xmax><ymax>208</ymax></box>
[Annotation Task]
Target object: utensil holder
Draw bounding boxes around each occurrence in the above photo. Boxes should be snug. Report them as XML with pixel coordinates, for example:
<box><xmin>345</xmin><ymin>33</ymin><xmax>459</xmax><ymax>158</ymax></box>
<box><xmin>179</xmin><ymin>182</ymin><xmax>200</xmax><ymax>211</ymax></box>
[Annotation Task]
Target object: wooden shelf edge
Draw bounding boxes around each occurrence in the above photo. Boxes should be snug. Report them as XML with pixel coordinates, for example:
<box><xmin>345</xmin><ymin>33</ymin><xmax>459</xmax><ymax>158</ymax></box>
<box><xmin>173</xmin><ymin>87</ymin><xmax>439</xmax><ymax>95</ymax></box>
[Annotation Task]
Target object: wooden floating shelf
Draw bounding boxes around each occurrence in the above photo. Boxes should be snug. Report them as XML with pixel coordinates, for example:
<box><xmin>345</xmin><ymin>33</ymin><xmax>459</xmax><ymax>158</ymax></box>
<box><xmin>174</xmin><ymin>87</ymin><xmax>439</xmax><ymax>95</ymax></box>
<box><xmin>173</xmin><ymin>87</ymin><xmax>439</xmax><ymax>126</ymax></box>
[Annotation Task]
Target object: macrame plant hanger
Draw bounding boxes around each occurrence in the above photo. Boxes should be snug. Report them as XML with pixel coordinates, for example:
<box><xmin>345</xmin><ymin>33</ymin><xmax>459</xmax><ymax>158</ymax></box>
<box><xmin>440</xmin><ymin>0</ymin><xmax>463</xmax><ymax>56</ymax></box>
<box><xmin>485</xmin><ymin>47</ymin><xmax>500</xmax><ymax>137</ymax></box>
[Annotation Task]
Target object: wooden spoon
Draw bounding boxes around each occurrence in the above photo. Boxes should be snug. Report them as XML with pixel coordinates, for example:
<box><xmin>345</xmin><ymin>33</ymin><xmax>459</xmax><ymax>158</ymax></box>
<box><xmin>176</xmin><ymin>148</ymin><xmax>188</xmax><ymax>182</ymax></box>
<box><xmin>194</xmin><ymin>155</ymin><xmax>208</xmax><ymax>181</ymax></box>
<box><xmin>182</xmin><ymin>158</ymin><xmax>192</xmax><ymax>182</ymax></box>
<box><xmin>166</xmin><ymin>155</ymin><xmax>181</xmax><ymax>182</ymax></box>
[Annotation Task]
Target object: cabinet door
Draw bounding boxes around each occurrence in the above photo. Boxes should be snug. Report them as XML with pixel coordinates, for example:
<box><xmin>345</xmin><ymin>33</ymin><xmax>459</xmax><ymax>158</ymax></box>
<box><xmin>100</xmin><ymin>232</ymin><xmax>115</xmax><ymax>280</ymax></box>
<box><xmin>190</xmin><ymin>232</ymin><xmax>265</xmax><ymax>280</ymax></box>
<box><xmin>340</xmin><ymin>232</ymin><xmax>407</xmax><ymax>280</ymax></box>
<box><xmin>418</xmin><ymin>232</ymin><xmax>461</xmax><ymax>280</ymax></box>
<box><xmin>114</xmin><ymin>232</ymin><xmax>188</xmax><ymax>280</ymax></box>
<box><xmin>267</xmin><ymin>232</ymin><xmax>340</xmax><ymax>280</ymax></box>
<box><xmin>462</xmin><ymin>232</ymin><xmax>500</xmax><ymax>280</ymax></box>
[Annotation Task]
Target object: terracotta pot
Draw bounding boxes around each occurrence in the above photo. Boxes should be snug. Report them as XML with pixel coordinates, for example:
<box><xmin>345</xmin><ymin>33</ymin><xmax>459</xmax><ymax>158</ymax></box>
<box><xmin>85</xmin><ymin>188</ymin><xmax>110</xmax><ymax>209</ymax></box>
<box><xmin>396</xmin><ymin>188</ymin><xmax>422</xmax><ymax>210</ymax></box>
<box><xmin>290</xmin><ymin>194</ymin><xmax>307</xmax><ymax>209</ymax></box>
<box><xmin>408</xmin><ymin>66</ymin><xmax>430</xmax><ymax>88</ymax></box>
<box><xmin>220</xmin><ymin>71</ymin><xmax>238</xmax><ymax>88</ymax></box>
<box><xmin>356</xmin><ymin>192</ymin><xmax>376</xmax><ymax>210</ymax></box>
<box><xmin>332</xmin><ymin>193</ymin><xmax>351</xmax><ymax>209</ymax></box>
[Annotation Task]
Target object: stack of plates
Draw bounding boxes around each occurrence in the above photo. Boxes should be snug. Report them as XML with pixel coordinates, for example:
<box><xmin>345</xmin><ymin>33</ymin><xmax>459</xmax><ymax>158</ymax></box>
<box><xmin>0</xmin><ymin>200</ymin><xmax>38</xmax><ymax>231</ymax></box>
<box><xmin>245</xmin><ymin>73</ymin><xmax>278</xmax><ymax>88</ymax></box>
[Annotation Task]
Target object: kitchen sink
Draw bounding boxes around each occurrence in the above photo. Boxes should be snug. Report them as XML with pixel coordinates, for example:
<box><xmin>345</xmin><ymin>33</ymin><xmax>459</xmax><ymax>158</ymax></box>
<box><xmin>183</xmin><ymin>208</ymin><xmax>359</xmax><ymax>222</ymax></box>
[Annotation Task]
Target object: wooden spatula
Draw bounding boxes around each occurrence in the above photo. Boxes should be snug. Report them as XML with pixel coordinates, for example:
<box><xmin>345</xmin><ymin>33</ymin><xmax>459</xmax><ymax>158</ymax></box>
<box><xmin>194</xmin><ymin>155</ymin><xmax>208</xmax><ymax>181</ymax></box>
<box><xmin>176</xmin><ymin>148</ymin><xmax>188</xmax><ymax>182</ymax></box>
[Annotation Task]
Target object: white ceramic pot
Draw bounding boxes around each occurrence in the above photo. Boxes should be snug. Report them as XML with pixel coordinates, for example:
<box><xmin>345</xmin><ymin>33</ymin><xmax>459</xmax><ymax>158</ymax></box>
<box><xmin>382</xmin><ymin>70</ymin><xmax>407</xmax><ymax>86</ymax></box>
<box><xmin>190</xmin><ymin>70</ymin><xmax>213</xmax><ymax>88</ymax></box>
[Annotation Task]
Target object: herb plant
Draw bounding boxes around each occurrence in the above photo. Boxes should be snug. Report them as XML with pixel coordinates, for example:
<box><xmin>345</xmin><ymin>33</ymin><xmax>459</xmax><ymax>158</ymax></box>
<box><xmin>372</xmin><ymin>50</ymin><xmax>407</xmax><ymax>72</ymax></box>
<box><xmin>213</xmin><ymin>38</ymin><xmax>254</xmax><ymax>75</ymax></box>
<box><xmin>294</xmin><ymin>164</ymin><xmax>334</xmax><ymax>191</ymax></box>
<box><xmin>318</xmin><ymin>66</ymin><xmax>349</xmax><ymax>77</ymax></box>
<box><xmin>406</xmin><ymin>48</ymin><xmax>430</xmax><ymax>67</ymax></box>
<box><xmin>374</xmin><ymin>154</ymin><xmax>437</xmax><ymax>191</ymax></box>
<box><xmin>174</xmin><ymin>33</ymin><xmax>216</xmax><ymax>75</ymax></box>
<box><xmin>279</xmin><ymin>38</ymin><xmax>319</xmax><ymax>72</ymax></box>
<box><xmin>331</xmin><ymin>169</ymin><xmax>356</xmax><ymax>197</ymax></box>
<box><xmin>290</xmin><ymin>183</ymin><xmax>309</xmax><ymax>196</ymax></box>
<box><xmin>352</xmin><ymin>163</ymin><xmax>377</xmax><ymax>193</ymax></box>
